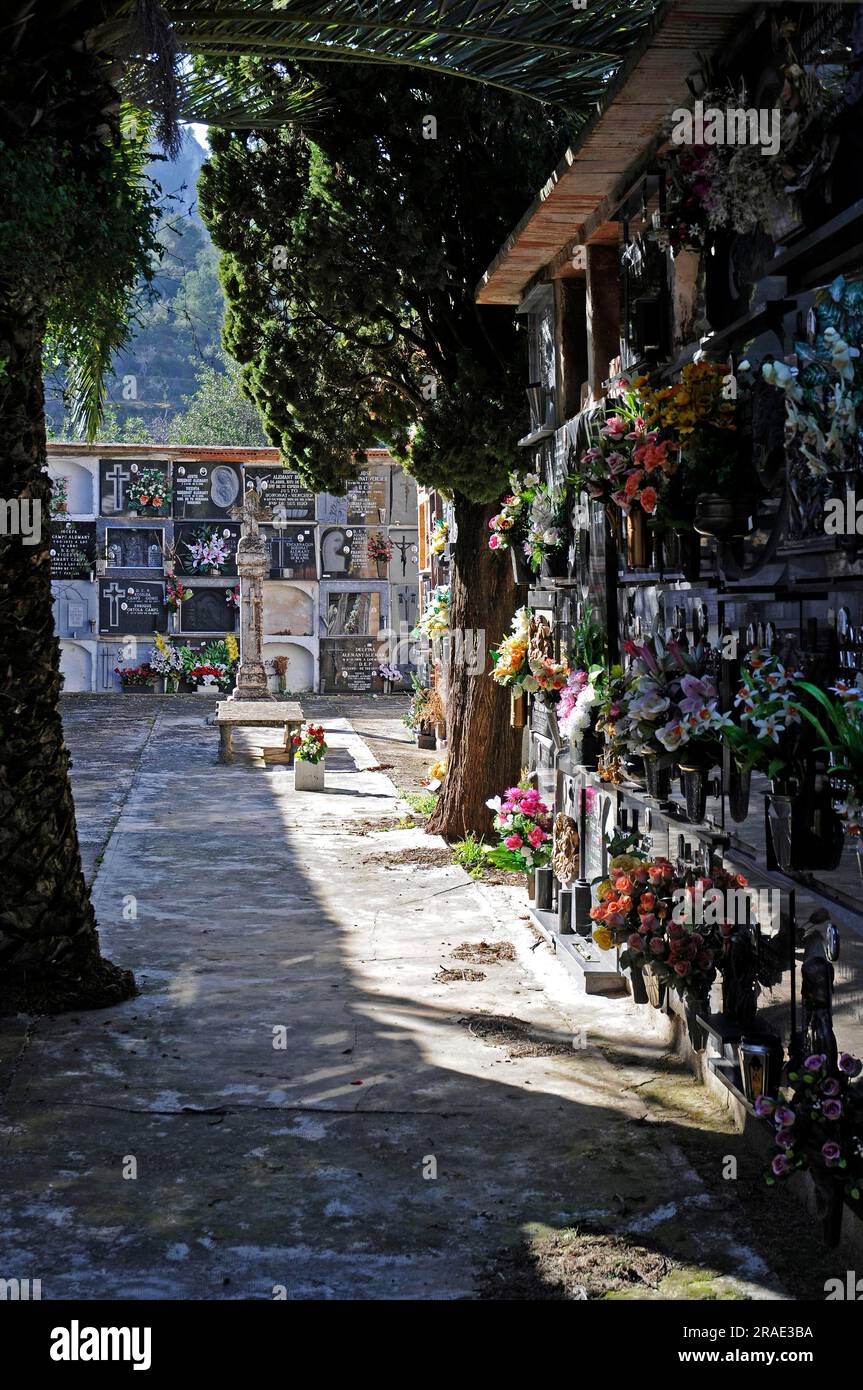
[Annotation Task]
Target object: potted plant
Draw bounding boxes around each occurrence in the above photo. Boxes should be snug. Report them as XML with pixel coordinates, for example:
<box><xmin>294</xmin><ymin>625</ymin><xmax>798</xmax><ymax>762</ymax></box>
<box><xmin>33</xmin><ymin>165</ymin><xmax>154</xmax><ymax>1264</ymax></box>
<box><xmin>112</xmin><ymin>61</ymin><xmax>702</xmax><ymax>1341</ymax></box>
<box><xmin>166</xmin><ymin>578</ymin><xmax>192</xmax><ymax>633</ymax></box>
<box><xmin>292</xmin><ymin>722</ymin><xmax>328</xmax><ymax>790</ymax></box>
<box><xmin>368</xmin><ymin>531</ymin><xmax>393</xmax><ymax>578</ymax></box>
<box><xmin>150</xmin><ymin>633</ymin><xmax>183</xmax><ymax>693</ymax></box>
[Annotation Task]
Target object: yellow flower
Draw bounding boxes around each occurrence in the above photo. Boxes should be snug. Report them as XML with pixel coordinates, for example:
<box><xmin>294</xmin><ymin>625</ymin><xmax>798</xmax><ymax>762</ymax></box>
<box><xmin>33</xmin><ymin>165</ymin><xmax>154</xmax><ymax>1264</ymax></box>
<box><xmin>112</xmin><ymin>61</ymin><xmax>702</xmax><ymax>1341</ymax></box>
<box><xmin>154</xmin><ymin>631</ymin><xmax>168</xmax><ymax>654</ymax></box>
<box><xmin>225</xmin><ymin>633</ymin><xmax>238</xmax><ymax>662</ymax></box>
<box><xmin>596</xmin><ymin>879</ymin><xmax>613</xmax><ymax>901</ymax></box>
<box><xmin>593</xmin><ymin>926</ymin><xmax>613</xmax><ymax>951</ymax></box>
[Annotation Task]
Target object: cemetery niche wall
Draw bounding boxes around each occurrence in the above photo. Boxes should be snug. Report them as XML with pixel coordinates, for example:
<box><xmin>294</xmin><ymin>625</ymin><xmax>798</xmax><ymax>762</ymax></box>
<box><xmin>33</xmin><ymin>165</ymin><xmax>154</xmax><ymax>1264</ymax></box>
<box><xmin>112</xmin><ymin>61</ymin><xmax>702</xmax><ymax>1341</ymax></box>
<box><xmin>475</xmin><ymin>0</ymin><xmax>863</xmax><ymax>1247</ymax></box>
<box><xmin>47</xmin><ymin>446</ymin><xmax>418</xmax><ymax>693</ymax></box>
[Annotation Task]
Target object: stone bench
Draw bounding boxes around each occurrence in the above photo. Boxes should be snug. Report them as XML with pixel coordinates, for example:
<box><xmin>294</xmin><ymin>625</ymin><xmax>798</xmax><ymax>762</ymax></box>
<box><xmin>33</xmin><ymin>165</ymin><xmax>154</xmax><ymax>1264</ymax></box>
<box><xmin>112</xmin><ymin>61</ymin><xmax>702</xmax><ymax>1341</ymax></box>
<box><xmin>214</xmin><ymin>700</ymin><xmax>304</xmax><ymax>764</ymax></box>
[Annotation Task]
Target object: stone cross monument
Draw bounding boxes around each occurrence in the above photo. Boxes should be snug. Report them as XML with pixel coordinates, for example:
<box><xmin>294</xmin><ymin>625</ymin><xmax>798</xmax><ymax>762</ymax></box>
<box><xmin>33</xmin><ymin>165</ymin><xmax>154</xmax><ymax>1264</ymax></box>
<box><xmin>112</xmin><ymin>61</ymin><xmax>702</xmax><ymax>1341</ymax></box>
<box><xmin>228</xmin><ymin>490</ymin><xmax>273</xmax><ymax>700</ymax></box>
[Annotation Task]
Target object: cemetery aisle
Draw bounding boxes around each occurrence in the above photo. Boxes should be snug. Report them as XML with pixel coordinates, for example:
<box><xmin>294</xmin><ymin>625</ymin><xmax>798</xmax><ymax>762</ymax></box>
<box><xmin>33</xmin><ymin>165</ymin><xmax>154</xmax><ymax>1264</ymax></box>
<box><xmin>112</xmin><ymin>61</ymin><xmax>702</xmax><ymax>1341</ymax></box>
<box><xmin>0</xmin><ymin>697</ymin><xmax>832</xmax><ymax>1298</ymax></box>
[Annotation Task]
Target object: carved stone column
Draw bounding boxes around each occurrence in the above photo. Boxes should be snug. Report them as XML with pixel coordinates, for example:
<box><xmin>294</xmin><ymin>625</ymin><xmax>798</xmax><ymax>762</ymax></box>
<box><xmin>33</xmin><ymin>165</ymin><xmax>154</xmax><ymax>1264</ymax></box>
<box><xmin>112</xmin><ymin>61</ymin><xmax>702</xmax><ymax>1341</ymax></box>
<box><xmin>232</xmin><ymin>532</ymin><xmax>272</xmax><ymax>700</ymax></box>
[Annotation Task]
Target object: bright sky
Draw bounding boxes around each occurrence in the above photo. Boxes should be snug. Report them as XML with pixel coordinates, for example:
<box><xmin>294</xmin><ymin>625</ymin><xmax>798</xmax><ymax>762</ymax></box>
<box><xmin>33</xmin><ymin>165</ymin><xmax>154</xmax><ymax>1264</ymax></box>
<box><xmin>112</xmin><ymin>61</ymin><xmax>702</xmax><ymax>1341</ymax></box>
<box><xmin>188</xmin><ymin>124</ymin><xmax>210</xmax><ymax>150</ymax></box>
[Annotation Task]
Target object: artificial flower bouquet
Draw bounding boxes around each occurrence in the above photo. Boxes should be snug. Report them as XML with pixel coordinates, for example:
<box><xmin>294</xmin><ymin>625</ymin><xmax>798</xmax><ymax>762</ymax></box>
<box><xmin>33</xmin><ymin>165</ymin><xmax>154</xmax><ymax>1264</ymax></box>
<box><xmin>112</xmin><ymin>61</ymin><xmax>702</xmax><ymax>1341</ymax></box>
<box><xmin>292</xmin><ymin>723</ymin><xmax>328</xmax><ymax>764</ymax></box>
<box><xmin>225</xmin><ymin>586</ymin><xmax>240</xmax><ymax>610</ymax></box>
<box><xmin>114</xmin><ymin>661</ymin><xmax>157</xmax><ymax>687</ymax></box>
<box><xmin>579</xmin><ymin>376</ymin><xmax>676</xmax><ymax>520</ymax></box>
<box><xmin>724</xmin><ymin>647</ymin><xmax>804</xmax><ymax>780</ymax></box>
<box><xmin>617</xmin><ymin>635</ymin><xmax>729</xmax><ymax>762</ymax></box>
<box><xmin>430</xmin><ymin>518</ymin><xmax>449</xmax><ymax>556</ymax></box>
<box><xmin>485</xmin><ymin>783</ymin><xmax>553</xmax><ymax>872</ymax></box>
<box><xmin>488</xmin><ymin>472</ymin><xmax>566</xmax><ymax>573</ymax></box>
<box><xmin>126</xmin><ymin>466</ymin><xmax>171</xmax><ymax>516</ymax></box>
<box><xmin>557</xmin><ymin>666</ymin><xmax>604</xmax><ymax>747</ymax></box>
<box><xmin>490</xmin><ymin>607</ymin><xmax>532</xmax><ymax>690</ymax></box>
<box><xmin>166</xmin><ymin>578</ymin><xmax>192</xmax><ymax>611</ymax></box>
<box><xmin>49</xmin><ymin>475</ymin><xmax>69</xmax><ymax>516</ymax></box>
<box><xmin>490</xmin><ymin>608</ymin><xmax>571</xmax><ymax>703</ymax></box>
<box><xmin>796</xmin><ymin>677</ymin><xmax>863</xmax><ymax>837</ymax></box>
<box><xmin>376</xmin><ymin>661</ymin><xmax>402</xmax><ymax>685</ymax></box>
<box><xmin>413</xmin><ymin>586</ymin><xmax>451</xmax><ymax>640</ymax></box>
<box><xmin>488</xmin><ymin>472</ymin><xmax>537</xmax><ymax>553</ymax></box>
<box><xmin>150</xmin><ymin>633</ymin><xmax>184</xmax><ymax>688</ymax></box>
<box><xmin>368</xmin><ymin>532</ymin><xmax>393</xmax><ymax>562</ymax></box>
<box><xmin>760</xmin><ymin>1051</ymin><xmax>863</xmax><ymax>1208</ymax></box>
<box><xmin>185</xmin><ymin>528</ymin><xmax>232</xmax><ymax>575</ymax></box>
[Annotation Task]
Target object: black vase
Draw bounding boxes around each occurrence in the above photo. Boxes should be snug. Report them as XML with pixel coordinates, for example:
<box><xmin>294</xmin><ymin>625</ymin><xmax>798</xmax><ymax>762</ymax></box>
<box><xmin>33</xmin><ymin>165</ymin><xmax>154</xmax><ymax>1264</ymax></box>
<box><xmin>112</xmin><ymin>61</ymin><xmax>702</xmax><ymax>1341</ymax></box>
<box><xmin>676</xmin><ymin>529</ymin><xmax>701</xmax><ymax>581</ymax></box>
<box><xmin>629</xmin><ymin>965</ymin><xmax>649</xmax><ymax>1005</ymax></box>
<box><xmin>680</xmin><ymin>764</ymin><xmax>708</xmax><ymax>823</ymax></box>
<box><xmin>576</xmin><ymin>727</ymin><xmax>601</xmax><ymax>769</ymax></box>
<box><xmin>541</xmin><ymin>544</ymin><xmax>570</xmax><ymax>579</ymax></box>
<box><xmin>643</xmin><ymin>755</ymin><xmax>672</xmax><ymax>803</ymax></box>
<box><xmin>728</xmin><ymin>762</ymin><xmax>751</xmax><ymax>823</ymax></box>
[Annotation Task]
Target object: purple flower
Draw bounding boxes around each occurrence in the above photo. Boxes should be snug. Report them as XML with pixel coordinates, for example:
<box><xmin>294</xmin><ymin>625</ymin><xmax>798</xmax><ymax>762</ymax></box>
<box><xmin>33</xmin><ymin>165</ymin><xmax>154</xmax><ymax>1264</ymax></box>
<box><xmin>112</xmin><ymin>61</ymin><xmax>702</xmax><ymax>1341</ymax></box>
<box><xmin>822</xmin><ymin>1099</ymin><xmax>843</xmax><ymax>1121</ymax></box>
<box><xmin>839</xmin><ymin>1052</ymin><xmax>863</xmax><ymax>1077</ymax></box>
<box><xmin>775</xmin><ymin>1129</ymin><xmax>795</xmax><ymax>1149</ymax></box>
<box><xmin>821</xmin><ymin>1077</ymin><xmax>841</xmax><ymax>1097</ymax></box>
<box><xmin>754</xmin><ymin>1095</ymin><xmax>776</xmax><ymax>1118</ymax></box>
<box><xmin>804</xmin><ymin>1054</ymin><xmax>827</xmax><ymax>1072</ymax></box>
<box><xmin>774</xmin><ymin>1106</ymin><xmax>796</xmax><ymax>1128</ymax></box>
<box><xmin>771</xmin><ymin>1154</ymin><xmax>792</xmax><ymax>1177</ymax></box>
<box><xmin>822</xmin><ymin>1141</ymin><xmax>842</xmax><ymax>1164</ymax></box>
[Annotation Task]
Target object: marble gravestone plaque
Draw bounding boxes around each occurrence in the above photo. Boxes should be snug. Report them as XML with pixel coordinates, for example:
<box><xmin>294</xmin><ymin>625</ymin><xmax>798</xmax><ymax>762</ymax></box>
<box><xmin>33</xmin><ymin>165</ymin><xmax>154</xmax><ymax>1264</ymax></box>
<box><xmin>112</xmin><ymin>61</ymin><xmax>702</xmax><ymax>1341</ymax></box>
<box><xmin>320</xmin><ymin>638</ymin><xmax>377</xmax><ymax>693</ymax></box>
<box><xmin>180</xmin><ymin>587</ymin><xmax>238</xmax><ymax>634</ymax></box>
<box><xmin>173</xmin><ymin>460</ymin><xmax>242</xmax><ymax>520</ymax></box>
<box><xmin>105</xmin><ymin>527</ymin><xmax>164</xmax><ymax>571</ymax></box>
<box><xmin>100</xmin><ymin>459</ymin><xmax>169</xmax><ymax>517</ymax></box>
<box><xmin>388</xmin><ymin>530</ymin><xmax>419</xmax><ymax>583</ymax></box>
<box><xmin>244</xmin><ymin>466</ymin><xmax>315</xmax><ymax>522</ymax></box>
<box><xmin>389</xmin><ymin>469</ymin><xmax>417</xmax><ymax>526</ymax></box>
<box><xmin>49</xmin><ymin>520</ymin><xmax>97</xmax><ymax>579</ymax></box>
<box><xmin>174</xmin><ymin>523</ymin><xmax>240</xmax><ymax>577</ymax></box>
<box><xmin>261</xmin><ymin>525</ymin><xmax>318</xmax><ymax>580</ymax></box>
<box><xmin>320</xmin><ymin>526</ymin><xmax>381</xmax><ymax>580</ymax></box>
<box><xmin>346</xmin><ymin>472</ymin><xmax>387</xmax><ymax>525</ymax></box>
<box><xmin>324</xmin><ymin>589</ymin><xmax>381</xmax><ymax>637</ymax></box>
<box><xmin>99</xmin><ymin>580</ymin><xmax>166</xmax><ymax>634</ymax></box>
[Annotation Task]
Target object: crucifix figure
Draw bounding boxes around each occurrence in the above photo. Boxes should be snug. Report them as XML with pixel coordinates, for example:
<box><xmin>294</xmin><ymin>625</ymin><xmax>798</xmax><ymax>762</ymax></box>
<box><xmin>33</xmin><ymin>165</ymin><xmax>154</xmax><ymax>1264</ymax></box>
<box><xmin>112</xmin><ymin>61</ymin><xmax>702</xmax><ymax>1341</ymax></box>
<box><xmin>105</xmin><ymin>463</ymin><xmax>130</xmax><ymax>513</ymax></box>
<box><xmin>103</xmin><ymin>582</ymin><xmax>125</xmax><ymax>627</ymax></box>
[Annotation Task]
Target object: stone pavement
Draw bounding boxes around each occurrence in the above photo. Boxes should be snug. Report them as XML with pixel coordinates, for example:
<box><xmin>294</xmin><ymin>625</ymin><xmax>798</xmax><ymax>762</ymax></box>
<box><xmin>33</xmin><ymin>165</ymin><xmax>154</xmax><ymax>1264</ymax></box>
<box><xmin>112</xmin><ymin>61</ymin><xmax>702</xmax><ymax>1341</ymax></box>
<box><xmin>0</xmin><ymin>697</ymin><xmax>839</xmax><ymax>1299</ymax></box>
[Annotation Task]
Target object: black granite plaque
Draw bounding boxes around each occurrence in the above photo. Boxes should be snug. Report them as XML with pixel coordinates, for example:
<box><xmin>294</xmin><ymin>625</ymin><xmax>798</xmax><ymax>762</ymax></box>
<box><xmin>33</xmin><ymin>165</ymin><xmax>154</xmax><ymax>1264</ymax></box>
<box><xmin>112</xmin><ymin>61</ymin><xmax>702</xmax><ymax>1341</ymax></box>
<box><xmin>180</xmin><ymin>587</ymin><xmax>239</xmax><ymax>634</ymax></box>
<box><xmin>320</xmin><ymin>526</ymin><xmax>384</xmax><ymax>579</ymax></box>
<box><xmin>320</xmin><ymin>638</ymin><xmax>377</xmax><ymax>692</ymax></box>
<box><xmin>346</xmin><ymin>471</ymin><xmax>388</xmax><ymax>525</ymax></box>
<box><xmin>244</xmin><ymin>467</ymin><xmax>315</xmax><ymax>522</ymax></box>
<box><xmin>49</xmin><ymin>520</ymin><xmax>97</xmax><ymax>579</ymax></box>
<box><xmin>105</xmin><ymin>526</ymin><xmax>164</xmax><ymax>571</ymax></box>
<box><xmin>174</xmin><ymin>523</ymin><xmax>240</xmax><ymax>577</ymax></box>
<box><xmin>99</xmin><ymin>580</ymin><xmax>166</xmax><ymax>634</ymax></box>
<box><xmin>173</xmin><ymin>460</ymin><xmax>242</xmax><ymax>519</ymax></box>
<box><xmin>99</xmin><ymin>459</ymin><xmax>170</xmax><ymax>517</ymax></box>
<box><xmin>261</xmin><ymin>524</ymin><xmax>318</xmax><ymax>580</ymax></box>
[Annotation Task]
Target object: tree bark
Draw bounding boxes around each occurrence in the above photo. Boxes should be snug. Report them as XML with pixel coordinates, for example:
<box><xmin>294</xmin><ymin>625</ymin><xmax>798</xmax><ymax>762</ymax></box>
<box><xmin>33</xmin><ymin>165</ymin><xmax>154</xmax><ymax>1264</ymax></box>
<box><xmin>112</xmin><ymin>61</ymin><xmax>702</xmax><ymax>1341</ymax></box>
<box><xmin>427</xmin><ymin>495</ymin><xmax>522</xmax><ymax>841</ymax></box>
<box><xmin>0</xmin><ymin>303</ymin><xmax>135</xmax><ymax>1015</ymax></box>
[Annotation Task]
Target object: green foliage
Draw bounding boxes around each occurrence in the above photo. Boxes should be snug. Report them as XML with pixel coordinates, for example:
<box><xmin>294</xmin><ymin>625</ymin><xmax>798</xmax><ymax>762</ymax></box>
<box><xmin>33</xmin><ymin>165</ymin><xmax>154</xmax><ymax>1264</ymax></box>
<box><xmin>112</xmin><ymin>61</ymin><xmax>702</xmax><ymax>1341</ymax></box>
<box><xmin>199</xmin><ymin>67</ymin><xmax>573</xmax><ymax>499</ymax></box>
<box><xmin>399</xmin><ymin>789</ymin><xmax>439</xmax><ymax>817</ymax></box>
<box><xmin>168</xmin><ymin>354</ymin><xmax>267</xmax><ymax>445</ymax></box>
<box><xmin>451</xmin><ymin>834</ymin><xmax>487</xmax><ymax>877</ymax></box>
<box><xmin>1</xmin><ymin>111</ymin><xmax>161</xmax><ymax>438</ymax></box>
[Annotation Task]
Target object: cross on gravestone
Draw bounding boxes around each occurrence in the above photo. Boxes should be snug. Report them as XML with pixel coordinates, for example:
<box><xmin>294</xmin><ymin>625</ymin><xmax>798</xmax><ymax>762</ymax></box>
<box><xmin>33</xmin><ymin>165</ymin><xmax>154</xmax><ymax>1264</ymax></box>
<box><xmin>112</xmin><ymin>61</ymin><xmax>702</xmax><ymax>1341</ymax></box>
<box><xmin>230</xmin><ymin>489</ymin><xmax>272</xmax><ymax>538</ymax></box>
<box><xmin>103</xmin><ymin>582</ymin><xmax>125</xmax><ymax>627</ymax></box>
<box><xmin>105</xmin><ymin>463</ymin><xmax>131</xmax><ymax>512</ymax></box>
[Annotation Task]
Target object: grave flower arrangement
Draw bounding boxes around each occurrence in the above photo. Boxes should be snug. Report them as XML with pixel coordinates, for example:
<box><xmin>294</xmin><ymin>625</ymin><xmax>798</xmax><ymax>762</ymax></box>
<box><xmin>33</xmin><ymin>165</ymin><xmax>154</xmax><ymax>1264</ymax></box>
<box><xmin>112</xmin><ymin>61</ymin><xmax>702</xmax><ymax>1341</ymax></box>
<box><xmin>795</xmin><ymin>678</ymin><xmax>863</xmax><ymax>837</ymax></box>
<box><xmin>723</xmin><ymin>648</ymin><xmax>804</xmax><ymax>779</ymax></box>
<box><xmin>414</xmin><ymin>586</ymin><xmax>450</xmax><ymax>640</ymax></box>
<box><xmin>488</xmin><ymin>472</ymin><xmax>536</xmax><ymax>553</ymax></box>
<box><xmin>430</xmin><ymin>518</ymin><xmax>449</xmax><ymax>556</ymax></box>
<box><xmin>617</xmin><ymin>635</ymin><xmax>729</xmax><ymax>761</ymax></box>
<box><xmin>292</xmin><ymin>723</ymin><xmax>327</xmax><ymax>764</ymax></box>
<box><xmin>126</xmin><ymin>466</ymin><xmax>170</xmax><ymax>516</ymax></box>
<box><xmin>150</xmin><ymin>633</ymin><xmax>184</xmax><ymax>690</ymax></box>
<box><xmin>376</xmin><ymin>661</ymin><xmax>401</xmax><ymax>685</ymax></box>
<box><xmin>49</xmin><ymin>474</ymin><xmax>69</xmax><ymax>516</ymax></box>
<box><xmin>760</xmin><ymin>1052</ymin><xmax>863</xmax><ymax>1209</ymax></box>
<box><xmin>580</xmin><ymin>377</ymin><xmax>678</xmax><ymax>520</ymax></box>
<box><xmin>114</xmin><ymin>661</ymin><xmax>157</xmax><ymax>688</ymax></box>
<box><xmin>166</xmin><ymin>578</ymin><xmax>192</xmax><ymax>611</ymax></box>
<box><xmin>368</xmin><ymin>532</ymin><xmax>393</xmax><ymax>562</ymax></box>
<box><xmin>225</xmin><ymin>586</ymin><xmax>240</xmax><ymax>610</ymax></box>
<box><xmin>485</xmin><ymin>783</ymin><xmax>553</xmax><ymax>872</ymax></box>
<box><xmin>185</xmin><ymin>527</ymin><xmax>232</xmax><ymax>575</ymax></box>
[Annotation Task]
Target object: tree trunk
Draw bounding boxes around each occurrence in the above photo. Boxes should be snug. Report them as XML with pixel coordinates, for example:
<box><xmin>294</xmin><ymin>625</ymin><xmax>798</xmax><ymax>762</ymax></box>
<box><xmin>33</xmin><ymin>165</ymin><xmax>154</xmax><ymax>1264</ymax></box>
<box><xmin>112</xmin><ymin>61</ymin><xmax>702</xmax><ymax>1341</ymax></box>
<box><xmin>0</xmin><ymin>304</ymin><xmax>135</xmax><ymax>1015</ymax></box>
<box><xmin>427</xmin><ymin>495</ymin><xmax>522</xmax><ymax>841</ymax></box>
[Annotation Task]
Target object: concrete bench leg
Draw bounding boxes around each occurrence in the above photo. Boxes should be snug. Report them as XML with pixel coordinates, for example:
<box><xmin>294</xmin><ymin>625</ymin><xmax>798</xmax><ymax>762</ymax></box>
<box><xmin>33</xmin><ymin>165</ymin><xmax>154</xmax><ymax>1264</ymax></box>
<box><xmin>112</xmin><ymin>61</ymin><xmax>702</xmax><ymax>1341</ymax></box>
<box><xmin>218</xmin><ymin>724</ymin><xmax>234</xmax><ymax>764</ymax></box>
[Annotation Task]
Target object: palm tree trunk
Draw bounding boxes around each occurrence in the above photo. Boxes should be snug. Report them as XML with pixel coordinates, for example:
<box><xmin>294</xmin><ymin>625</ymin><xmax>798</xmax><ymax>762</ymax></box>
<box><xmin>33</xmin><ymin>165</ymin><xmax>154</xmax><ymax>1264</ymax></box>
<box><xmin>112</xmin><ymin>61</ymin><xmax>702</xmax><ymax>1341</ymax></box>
<box><xmin>0</xmin><ymin>302</ymin><xmax>135</xmax><ymax>1014</ymax></box>
<box><xmin>426</xmin><ymin>496</ymin><xmax>522</xmax><ymax>841</ymax></box>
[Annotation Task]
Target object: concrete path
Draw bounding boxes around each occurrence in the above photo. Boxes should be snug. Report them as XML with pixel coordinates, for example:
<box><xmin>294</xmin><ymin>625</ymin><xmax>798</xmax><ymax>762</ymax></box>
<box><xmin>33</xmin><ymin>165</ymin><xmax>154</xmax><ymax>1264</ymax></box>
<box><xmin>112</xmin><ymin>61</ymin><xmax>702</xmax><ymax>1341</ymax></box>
<box><xmin>0</xmin><ymin>698</ymin><xmax>833</xmax><ymax>1299</ymax></box>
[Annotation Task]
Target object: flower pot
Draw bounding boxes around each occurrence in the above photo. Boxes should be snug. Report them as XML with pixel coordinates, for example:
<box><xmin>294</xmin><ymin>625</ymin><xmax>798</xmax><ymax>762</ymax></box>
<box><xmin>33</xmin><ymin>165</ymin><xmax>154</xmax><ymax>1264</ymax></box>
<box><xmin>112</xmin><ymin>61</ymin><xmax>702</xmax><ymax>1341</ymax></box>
<box><xmin>169</xmin><ymin>610</ymin><xmax>181</xmax><ymax>633</ymax></box>
<box><xmin>575</xmin><ymin>726</ymin><xmax>601</xmax><ymax>770</ymax></box>
<box><xmin>122</xmin><ymin>683</ymin><xmax>154</xmax><ymax>693</ymax></box>
<box><xmin>813</xmin><ymin>1173</ymin><xmax>846</xmax><ymax>1249</ymax></box>
<box><xmin>643</xmin><ymin>755</ymin><xmax>672</xmax><ymax>803</ymax></box>
<box><xmin>766</xmin><ymin>792</ymin><xmax>845</xmax><ymax>872</ymax></box>
<box><xmin>541</xmin><ymin>545</ymin><xmax>569</xmax><ymax>580</ymax></box>
<box><xmin>416</xmin><ymin>730</ymin><xmax>437</xmax><ymax>749</ymax></box>
<box><xmin>680</xmin><ymin>764</ymin><xmax>708</xmax><ymax>823</ymax></box>
<box><xmin>294</xmin><ymin>757</ymin><xmax>325</xmax><ymax>791</ymax></box>
<box><xmin>728</xmin><ymin>762</ymin><xmax>751</xmax><ymax>822</ymax></box>
<box><xmin>510</xmin><ymin>546</ymin><xmax>532</xmax><ymax>586</ymax></box>
<box><xmin>644</xmin><ymin>969</ymin><xmax>666</xmax><ymax>1010</ymax></box>
<box><xmin>510</xmin><ymin>690</ymin><xmax>527</xmax><ymax>728</ymax></box>
<box><xmin>685</xmin><ymin>1003</ymin><xmax>707</xmax><ymax>1052</ymax></box>
<box><xmin>629</xmin><ymin>964</ymin><xmax>650</xmax><ymax>1005</ymax></box>
<box><xmin>195</xmin><ymin>684</ymin><xmax>217</xmax><ymax>695</ymax></box>
<box><xmin>375</xmin><ymin>558</ymin><xmax>388</xmax><ymax>579</ymax></box>
<box><xmin>534</xmin><ymin>866</ymin><xmax>554</xmax><ymax>911</ymax></box>
<box><xmin>766</xmin><ymin>792</ymin><xmax>794</xmax><ymax>871</ymax></box>
<box><xmin>526</xmin><ymin>871</ymin><xmax>536</xmax><ymax>901</ymax></box>
<box><xmin>626</xmin><ymin>509</ymin><xmax>648</xmax><ymax>569</ymax></box>
<box><xmin>675</xmin><ymin>528</ymin><xmax>701</xmax><ymax>580</ymax></box>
